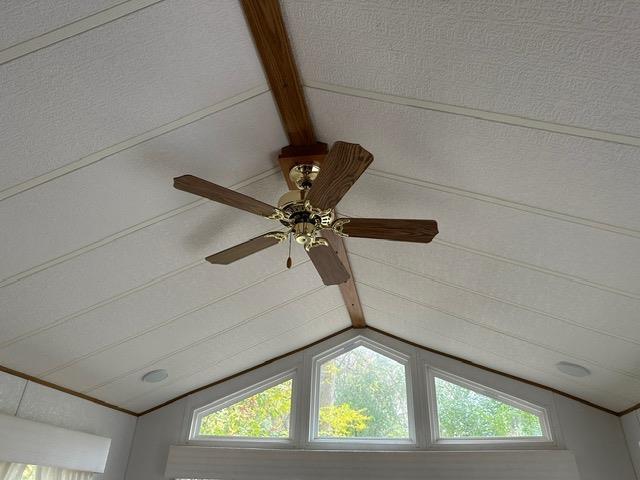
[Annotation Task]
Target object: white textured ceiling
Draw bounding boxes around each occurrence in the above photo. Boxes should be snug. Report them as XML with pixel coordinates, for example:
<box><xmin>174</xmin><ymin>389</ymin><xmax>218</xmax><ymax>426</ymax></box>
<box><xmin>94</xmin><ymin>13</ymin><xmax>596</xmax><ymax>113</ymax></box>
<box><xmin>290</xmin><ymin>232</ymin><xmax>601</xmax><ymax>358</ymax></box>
<box><xmin>0</xmin><ymin>0</ymin><xmax>639</xmax><ymax>413</ymax></box>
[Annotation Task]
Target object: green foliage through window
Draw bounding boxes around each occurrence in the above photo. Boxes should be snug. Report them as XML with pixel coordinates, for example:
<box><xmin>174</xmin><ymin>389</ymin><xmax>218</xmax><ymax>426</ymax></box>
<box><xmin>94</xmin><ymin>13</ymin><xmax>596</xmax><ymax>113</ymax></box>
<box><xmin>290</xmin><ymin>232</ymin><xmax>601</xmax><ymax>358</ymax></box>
<box><xmin>317</xmin><ymin>345</ymin><xmax>410</xmax><ymax>439</ymax></box>
<box><xmin>434</xmin><ymin>376</ymin><xmax>544</xmax><ymax>439</ymax></box>
<box><xmin>198</xmin><ymin>378</ymin><xmax>292</xmax><ymax>438</ymax></box>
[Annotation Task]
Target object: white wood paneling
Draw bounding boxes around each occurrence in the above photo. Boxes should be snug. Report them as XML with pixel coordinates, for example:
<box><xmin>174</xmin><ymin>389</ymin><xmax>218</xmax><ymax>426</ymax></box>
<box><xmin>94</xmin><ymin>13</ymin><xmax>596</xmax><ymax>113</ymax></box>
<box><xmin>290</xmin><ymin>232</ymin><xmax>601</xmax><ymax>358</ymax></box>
<box><xmin>284</xmin><ymin>0</ymin><xmax>640</xmax><ymax>136</ymax></box>
<box><xmin>0</xmin><ymin>413</ymin><xmax>111</xmax><ymax>473</ymax></box>
<box><xmin>0</xmin><ymin>92</ymin><xmax>286</xmax><ymax>281</ymax></box>
<box><xmin>0</xmin><ymin>0</ymin><xmax>122</xmax><ymax>51</ymax></box>
<box><xmin>305</xmin><ymin>88</ymin><xmax>640</xmax><ymax>232</ymax></box>
<box><xmin>165</xmin><ymin>445</ymin><xmax>580</xmax><ymax>479</ymax></box>
<box><xmin>0</xmin><ymin>0</ymin><xmax>265</xmax><ymax>191</ymax></box>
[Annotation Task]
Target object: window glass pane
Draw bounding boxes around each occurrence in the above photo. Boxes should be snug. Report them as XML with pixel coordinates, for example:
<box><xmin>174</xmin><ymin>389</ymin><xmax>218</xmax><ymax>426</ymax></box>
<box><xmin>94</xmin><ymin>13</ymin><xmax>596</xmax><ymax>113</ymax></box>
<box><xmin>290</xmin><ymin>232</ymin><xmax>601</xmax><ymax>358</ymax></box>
<box><xmin>434</xmin><ymin>376</ymin><xmax>543</xmax><ymax>438</ymax></box>
<box><xmin>198</xmin><ymin>378</ymin><xmax>292</xmax><ymax>438</ymax></box>
<box><xmin>317</xmin><ymin>345</ymin><xmax>409</xmax><ymax>439</ymax></box>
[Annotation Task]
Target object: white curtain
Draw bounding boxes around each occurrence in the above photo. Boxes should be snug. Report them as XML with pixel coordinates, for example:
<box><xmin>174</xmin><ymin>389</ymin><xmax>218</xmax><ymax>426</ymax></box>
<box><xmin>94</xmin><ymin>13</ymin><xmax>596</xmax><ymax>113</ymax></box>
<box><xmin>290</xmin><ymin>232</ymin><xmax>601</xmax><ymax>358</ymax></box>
<box><xmin>0</xmin><ymin>462</ymin><xmax>93</xmax><ymax>480</ymax></box>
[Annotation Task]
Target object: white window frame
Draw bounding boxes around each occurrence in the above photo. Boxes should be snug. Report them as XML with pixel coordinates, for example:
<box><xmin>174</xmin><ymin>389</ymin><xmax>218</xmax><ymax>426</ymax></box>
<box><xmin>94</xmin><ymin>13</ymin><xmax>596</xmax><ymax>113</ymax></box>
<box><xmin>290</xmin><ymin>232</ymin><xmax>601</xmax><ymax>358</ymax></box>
<box><xmin>189</xmin><ymin>369</ymin><xmax>297</xmax><ymax>446</ymax></box>
<box><xmin>308</xmin><ymin>336</ymin><xmax>416</xmax><ymax>447</ymax></box>
<box><xmin>426</xmin><ymin>368</ymin><xmax>553</xmax><ymax>446</ymax></box>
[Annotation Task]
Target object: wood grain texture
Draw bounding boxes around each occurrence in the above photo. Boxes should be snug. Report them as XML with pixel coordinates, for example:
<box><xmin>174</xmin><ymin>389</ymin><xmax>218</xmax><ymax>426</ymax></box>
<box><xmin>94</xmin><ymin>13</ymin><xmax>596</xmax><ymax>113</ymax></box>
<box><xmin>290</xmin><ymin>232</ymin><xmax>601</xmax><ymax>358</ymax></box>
<box><xmin>323</xmin><ymin>231</ymin><xmax>365</xmax><ymax>328</ymax></box>
<box><xmin>241</xmin><ymin>0</ymin><xmax>315</xmax><ymax>145</ymax></box>
<box><xmin>342</xmin><ymin>218</ymin><xmax>438</xmax><ymax>243</ymax></box>
<box><xmin>306</xmin><ymin>141</ymin><xmax>373</xmax><ymax>210</ymax></box>
<box><xmin>307</xmin><ymin>242</ymin><xmax>350</xmax><ymax>285</ymax></box>
<box><xmin>174</xmin><ymin>175</ymin><xmax>277</xmax><ymax>218</ymax></box>
<box><xmin>206</xmin><ymin>235</ymin><xmax>281</xmax><ymax>264</ymax></box>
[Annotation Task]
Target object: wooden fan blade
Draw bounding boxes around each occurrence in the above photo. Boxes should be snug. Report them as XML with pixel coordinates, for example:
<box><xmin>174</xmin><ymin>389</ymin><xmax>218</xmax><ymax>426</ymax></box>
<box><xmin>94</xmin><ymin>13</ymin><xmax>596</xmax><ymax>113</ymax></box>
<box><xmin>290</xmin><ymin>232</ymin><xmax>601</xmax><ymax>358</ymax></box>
<box><xmin>307</xmin><ymin>242</ymin><xmax>350</xmax><ymax>286</ymax></box>
<box><xmin>206</xmin><ymin>234</ymin><xmax>282</xmax><ymax>265</ymax></box>
<box><xmin>341</xmin><ymin>218</ymin><xmax>439</xmax><ymax>244</ymax></box>
<box><xmin>305</xmin><ymin>142</ymin><xmax>373</xmax><ymax>210</ymax></box>
<box><xmin>174</xmin><ymin>175</ymin><xmax>277</xmax><ymax>218</ymax></box>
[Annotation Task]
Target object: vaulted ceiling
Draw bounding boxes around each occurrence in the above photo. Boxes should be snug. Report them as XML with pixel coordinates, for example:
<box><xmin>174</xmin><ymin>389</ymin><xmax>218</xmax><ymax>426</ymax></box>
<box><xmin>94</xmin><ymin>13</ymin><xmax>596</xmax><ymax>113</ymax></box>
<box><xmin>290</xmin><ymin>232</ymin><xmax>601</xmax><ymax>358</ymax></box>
<box><xmin>1</xmin><ymin>0</ymin><xmax>639</xmax><ymax>414</ymax></box>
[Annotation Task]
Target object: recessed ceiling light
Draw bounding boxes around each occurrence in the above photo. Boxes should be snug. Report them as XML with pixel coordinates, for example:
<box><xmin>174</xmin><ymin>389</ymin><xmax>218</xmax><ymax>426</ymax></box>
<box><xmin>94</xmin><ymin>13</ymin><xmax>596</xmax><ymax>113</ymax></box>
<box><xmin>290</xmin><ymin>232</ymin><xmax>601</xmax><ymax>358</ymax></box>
<box><xmin>142</xmin><ymin>369</ymin><xmax>168</xmax><ymax>383</ymax></box>
<box><xmin>556</xmin><ymin>361</ymin><xmax>590</xmax><ymax>377</ymax></box>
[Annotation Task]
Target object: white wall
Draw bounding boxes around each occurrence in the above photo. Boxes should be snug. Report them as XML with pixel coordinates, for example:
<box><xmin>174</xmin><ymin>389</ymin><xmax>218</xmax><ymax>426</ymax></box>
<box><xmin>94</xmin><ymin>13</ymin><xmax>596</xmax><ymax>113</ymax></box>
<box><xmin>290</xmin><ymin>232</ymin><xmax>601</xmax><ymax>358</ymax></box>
<box><xmin>124</xmin><ymin>329</ymin><xmax>638</xmax><ymax>480</ymax></box>
<box><xmin>0</xmin><ymin>371</ymin><xmax>137</xmax><ymax>480</ymax></box>
<box><xmin>622</xmin><ymin>408</ymin><xmax>640</xmax><ymax>478</ymax></box>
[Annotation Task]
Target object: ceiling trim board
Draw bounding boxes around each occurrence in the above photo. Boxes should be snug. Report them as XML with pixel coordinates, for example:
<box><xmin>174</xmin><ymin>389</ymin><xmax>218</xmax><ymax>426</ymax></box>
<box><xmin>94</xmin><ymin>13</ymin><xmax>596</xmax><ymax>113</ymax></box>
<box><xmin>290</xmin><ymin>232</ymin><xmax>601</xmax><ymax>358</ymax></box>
<box><xmin>241</xmin><ymin>0</ymin><xmax>316</xmax><ymax>145</ymax></box>
<box><xmin>2</xmin><ymin>324</ymin><xmax>633</xmax><ymax>417</ymax></box>
<box><xmin>367</xmin><ymin>169</ymin><xmax>640</xmax><ymax>240</ymax></box>
<box><xmin>0</xmin><ymin>167</ymin><xmax>280</xmax><ymax>288</ymax></box>
<box><xmin>37</xmin><ymin>260</ymin><xmax>311</xmax><ymax>377</ymax></box>
<box><xmin>0</xmin><ymin>0</ymin><xmax>164</xmax><ymax>65</ymax></box>
<box><xmin>305</xmin><ymin>81</ymin><xmax>640</xmax><ymax>148</ymax></box>
<box><xmin>0</xmin><ymin>85</ymin><xmax>270</xmax><ymax>203</ymax></box>
<box><xmin>119</xmin><ymin>303</ymin><xmax>348</xmax><ymax>408</ymax></box>
<box><xmin>350</xmin><ymin>251</ymin><xmax>640</xmax><ymax>347</ymax></box>
<box><xmin>366</xmin><ymin>326</ymin><xmax>620</xmax><ymax>416</ymax></box>
<box><xmin>619</xmin><ymin>402</ymin><xmax>640</xmax><ymax>417</ymax></box>
<box><xmin>82</xmin><ymin>281</ymin><xmax>327</xmax><ymax>393</ymax></box>
<box><xmin>137</xmin><ymin>325</ymin><xmax>353</xmax><ymax>416</ymax></box>
<box><xmin>0</xmin><ymin>260</ymin><xmax>204</xmax><ymax>349</ymax></box>
<box><xmin>0</xmin><ymin>363</ymin><xmax>136</xmax><ymax>417</ymax></box>
<box><xmin>359</xmin><ymin>281</ymin><xmax>640</xmax><ymax>382</ymax></box>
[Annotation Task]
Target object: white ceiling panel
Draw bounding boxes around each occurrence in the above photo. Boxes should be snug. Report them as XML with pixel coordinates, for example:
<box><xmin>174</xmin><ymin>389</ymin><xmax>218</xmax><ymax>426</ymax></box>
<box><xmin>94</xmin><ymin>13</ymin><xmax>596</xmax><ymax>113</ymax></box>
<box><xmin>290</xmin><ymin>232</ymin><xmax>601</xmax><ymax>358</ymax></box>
<box><xmin>0</xmin><ymin>92</ymin><xmax>286</xmax><ymax>281</ymax></box>
<box><xmin>345</xmin><ymin>238</ymin><xmax>639</xmax><ymax>343</ymax></box>
<box><xmin>0</xmin><ymin>0</ymin><xmax>122</xmax><ymax>49</ymax></box>
<box><xmin>338</xmin><ymin>173</ymin><xmax>640</xmax><ymax>295</ymax></box>
<box><xmin>306</xmin><ymin>89</ymin><xmax>640</xmax><ymax>231</ymax></box>
<box><xmin>0</xmin><ymin>173</ymin><xmax>288</xmax><ymax>345</ymax></box>
<box><xmin>363</xmin><ymin>306</ymin><xmax>631</xmax><ymax>412</ymax></box>
<box><xmin>43</xmin><ymin>261</ymin><xmax>326</xmax><ymax>392</ymax></box>
<box><xmin>2</xmin><ymin>0</ymin><xmax>639</xmax><ymax>415</ymax></box>
<box><xmin>284</xmin><ymin>0</ymin><xmax>640</xmax><ymax>136</ymax></box>
<box><xmin>0</xmin><ymin>0</ymin><xmax>265</xmax><ymax>190</ymax></box>
<box><xmin>0</xmin><ymin>247</ymin><xmax>309</xmax><ymax>377</ymax></box>
<box><xmin>350</xmin><ymin>255</ymin><xmax>640</xmax><ymax>377</ymax></box>
<box><xmin>120</xmin><ymin>307</ymin><xmax>350</xmax><ymax>412</ymax></box>
<box><xmin>361</xmin><ymin>291</ymin><xmax>638</xmax><ymax>412</ymax></box>
<box><xmin>91</xmin><ymin>288</ymin><xmax>344</xmax><ymax>405</ymax></box>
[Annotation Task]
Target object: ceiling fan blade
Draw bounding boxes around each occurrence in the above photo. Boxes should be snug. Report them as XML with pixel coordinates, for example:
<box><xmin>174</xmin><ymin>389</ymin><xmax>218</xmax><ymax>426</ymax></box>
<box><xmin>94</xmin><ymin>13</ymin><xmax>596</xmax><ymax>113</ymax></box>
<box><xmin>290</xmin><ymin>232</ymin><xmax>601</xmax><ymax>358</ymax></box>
<box><xmin>340</xmin><ymin>218</ymin><xmax>439</xmax><ymax>244</ymax></box>
<box><xmin>305</xmin><ymin>142</ymin><xmax>373</xmax><ymax>210</ymax></box>
<box><xmin>206</xmin><ymin>234</ymin><xmax>282</xmax><ymax>265</ymax></box>
<box><xmin>307</xmin><ymin>242</ymin><xmax>350</xmax><ymax>286</ymax></box>
<box><xmin>174</xmin><ymin>175</ymin><xmax>278</xmax><ymax>218</ymax></box>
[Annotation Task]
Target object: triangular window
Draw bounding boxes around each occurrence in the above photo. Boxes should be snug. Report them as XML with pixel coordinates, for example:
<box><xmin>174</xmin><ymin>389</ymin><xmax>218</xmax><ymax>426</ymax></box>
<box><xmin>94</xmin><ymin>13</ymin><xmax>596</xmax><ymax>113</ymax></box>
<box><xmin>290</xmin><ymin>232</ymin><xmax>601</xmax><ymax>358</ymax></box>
<box><xmin>311</xmin><ymin>340</ymin><xmax>413</xmax><ymax>442</ymax></box>
<box><xmin>430</xmin><ymin>371</ymin><xmax>550</xmax><ymax>442</ymax></box>
<box><xmin>191</xmin><ymin>373</ymin><xmax>294</xmax><ymax>440</ymax></box>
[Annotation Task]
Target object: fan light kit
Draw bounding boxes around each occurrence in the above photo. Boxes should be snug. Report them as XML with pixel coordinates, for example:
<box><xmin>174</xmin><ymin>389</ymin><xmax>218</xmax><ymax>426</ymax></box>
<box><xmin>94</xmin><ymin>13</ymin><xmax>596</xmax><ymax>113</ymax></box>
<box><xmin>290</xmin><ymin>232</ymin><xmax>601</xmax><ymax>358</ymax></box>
<box><xmin>174</xmin><ymin>141</ymin><xmax>439</xmax><ymax>286</ymax></box>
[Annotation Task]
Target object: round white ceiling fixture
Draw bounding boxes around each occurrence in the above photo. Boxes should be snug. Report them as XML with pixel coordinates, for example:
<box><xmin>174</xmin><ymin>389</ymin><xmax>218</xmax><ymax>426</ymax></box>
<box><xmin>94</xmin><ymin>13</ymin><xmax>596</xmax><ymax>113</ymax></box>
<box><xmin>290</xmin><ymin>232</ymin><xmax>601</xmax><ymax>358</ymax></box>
<box><xmin>556</xmin><ymin>361</ymin><xmax>590</xmax><ymax>377</ymax></box>
<box><xmin>142</xmin><ymin>369</ymin><xmax>168</xmax><ymax>383</ymax></box>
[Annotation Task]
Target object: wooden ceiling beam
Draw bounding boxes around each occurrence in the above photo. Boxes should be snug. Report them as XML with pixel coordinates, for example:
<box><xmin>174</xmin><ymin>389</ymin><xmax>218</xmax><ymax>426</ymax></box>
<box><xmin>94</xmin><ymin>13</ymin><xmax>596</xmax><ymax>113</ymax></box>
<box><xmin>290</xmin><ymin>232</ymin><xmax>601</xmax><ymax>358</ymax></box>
<box><xmin>241</xmin><ymin>0</ymin><xmax>315</xmax><ymax>146</ymax></box>
<box><xmin>242</xmin><ymin>0</ymin><xmax>366</xmax><ymax>329</ymax></box>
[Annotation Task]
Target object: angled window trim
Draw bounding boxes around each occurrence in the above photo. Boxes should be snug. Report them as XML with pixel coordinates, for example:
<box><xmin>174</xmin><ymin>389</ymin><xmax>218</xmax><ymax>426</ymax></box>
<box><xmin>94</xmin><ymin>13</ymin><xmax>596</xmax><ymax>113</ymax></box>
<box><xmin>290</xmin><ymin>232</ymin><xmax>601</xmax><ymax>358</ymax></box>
<box><xmin>308</xmin><ymin>335</ymin><xmax>416</xmax><ymax>446</ymax></box>
<box><xmin>426</xmin><ymin>367</ymin><xmax>553</xmax><ymax>445</ymax></box>
<box><xmin>189</xmin><ymin>369</ymin><xmax>297</xmax><ymax>445</ymax></box>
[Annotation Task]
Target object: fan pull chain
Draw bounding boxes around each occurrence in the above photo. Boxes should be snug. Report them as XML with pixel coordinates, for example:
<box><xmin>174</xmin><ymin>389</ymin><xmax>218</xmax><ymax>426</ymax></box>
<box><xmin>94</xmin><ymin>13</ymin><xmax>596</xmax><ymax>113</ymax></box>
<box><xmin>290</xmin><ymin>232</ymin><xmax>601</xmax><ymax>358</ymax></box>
<box><xmin>286</xmin><ymin>233</ymin><xmax>293</xmax><ymax>269</ymax></box>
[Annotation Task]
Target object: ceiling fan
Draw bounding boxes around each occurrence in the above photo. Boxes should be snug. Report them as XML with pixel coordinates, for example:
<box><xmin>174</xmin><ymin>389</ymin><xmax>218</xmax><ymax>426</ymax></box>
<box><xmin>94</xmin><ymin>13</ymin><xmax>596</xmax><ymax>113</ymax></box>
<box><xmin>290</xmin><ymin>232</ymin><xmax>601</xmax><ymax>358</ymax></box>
<box><xmin>174</xmin><ymin>141</ymin><xmax>438</xmax><ymax>286</ymax></box>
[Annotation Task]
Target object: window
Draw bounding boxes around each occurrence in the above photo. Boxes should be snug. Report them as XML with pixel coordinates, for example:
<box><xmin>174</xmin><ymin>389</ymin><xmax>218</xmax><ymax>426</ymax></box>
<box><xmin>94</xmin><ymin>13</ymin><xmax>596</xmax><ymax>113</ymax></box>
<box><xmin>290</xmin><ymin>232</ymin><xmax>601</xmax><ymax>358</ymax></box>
<box><xmin>310</xmin><ymin>340</ymin><xmax>413</xmax><ymax>442</ymax></box>
<box><xmin>429</xmin><ymin>370</ymin><xmax>550</xmax><ymax>443</ymax></box>
<box><xmin>190</xmin><ymin>372</ymin><xmax>294</xmax><ymax>441</ymax></box>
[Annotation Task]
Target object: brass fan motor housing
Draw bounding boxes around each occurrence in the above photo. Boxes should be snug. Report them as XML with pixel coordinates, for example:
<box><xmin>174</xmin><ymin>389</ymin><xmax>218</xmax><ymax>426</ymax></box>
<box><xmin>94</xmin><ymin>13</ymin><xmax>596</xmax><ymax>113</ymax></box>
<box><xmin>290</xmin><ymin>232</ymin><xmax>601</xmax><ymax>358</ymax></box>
<box><xmin>277</xmin><ymin>165</ymin><xmax>335</xmax><ymax>246</ymax></box>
